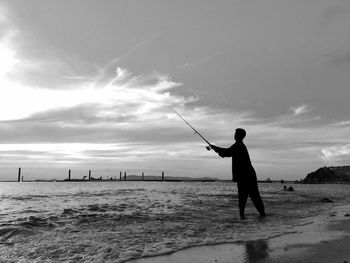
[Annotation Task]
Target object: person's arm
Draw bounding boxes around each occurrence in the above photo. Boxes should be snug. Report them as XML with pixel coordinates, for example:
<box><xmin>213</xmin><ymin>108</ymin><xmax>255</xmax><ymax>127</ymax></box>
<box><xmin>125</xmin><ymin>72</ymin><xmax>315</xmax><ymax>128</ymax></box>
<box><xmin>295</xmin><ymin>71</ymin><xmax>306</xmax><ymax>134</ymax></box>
<box><xmin>210</xmin><ymin>145</ymin><xmax>233</xmax><ymax>158</ymax></box>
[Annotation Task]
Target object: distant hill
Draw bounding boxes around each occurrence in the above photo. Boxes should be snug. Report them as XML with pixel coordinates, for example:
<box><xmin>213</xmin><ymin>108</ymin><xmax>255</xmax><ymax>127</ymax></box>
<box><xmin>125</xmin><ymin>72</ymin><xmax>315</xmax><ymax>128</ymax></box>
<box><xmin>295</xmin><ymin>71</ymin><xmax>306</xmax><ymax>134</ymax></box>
<box><xmin>303</xmin><ymin>166</ymin><xmax>350</xmax><ymax>183</ymax></box>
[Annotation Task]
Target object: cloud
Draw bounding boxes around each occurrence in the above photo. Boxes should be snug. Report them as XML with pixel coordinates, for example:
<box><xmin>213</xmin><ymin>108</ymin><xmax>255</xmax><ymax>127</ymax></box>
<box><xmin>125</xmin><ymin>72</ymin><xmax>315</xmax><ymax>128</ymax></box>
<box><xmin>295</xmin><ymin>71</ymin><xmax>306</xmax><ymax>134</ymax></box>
<box><xmin>0</xmin><ymin>12</ymin><xmax>18</xmax><ymax>80</ymax></box>
<box><xmin>0</xmin><ymin>37</ymin><xmax>187</xmax><ymax>122</ymax></box>
<box><xmin>0</xmin><ymin>6</ymin><xmax>203</xmax><ymax>169</ymax></box>
<box><xmin>321</xmin><ymin>145</ymin><xmax>350</xmax><ymax>159</ymax></box>
<box><xmin>331</xmin><ymin>119</ymin><xmax>350</xmax><ymax>126</ymax></box>
<box><xmin>290</xmin><ymin>104</ymin><xmax>309</xmax><ymax>116</ymax></box>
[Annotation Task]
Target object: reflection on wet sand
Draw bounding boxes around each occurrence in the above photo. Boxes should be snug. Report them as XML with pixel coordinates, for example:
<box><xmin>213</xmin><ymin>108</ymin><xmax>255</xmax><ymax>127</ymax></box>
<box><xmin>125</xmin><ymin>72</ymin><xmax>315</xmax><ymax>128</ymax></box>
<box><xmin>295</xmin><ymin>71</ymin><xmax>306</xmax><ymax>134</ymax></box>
<box><xmin>127</xmin><ymin>240</ymin><xmax>270</xmax><ymax>263</ymax></box>
<box><xmin>244</xmin><ymin>240</ymin><xmax>269</xmax><ymax>262</ymax></box>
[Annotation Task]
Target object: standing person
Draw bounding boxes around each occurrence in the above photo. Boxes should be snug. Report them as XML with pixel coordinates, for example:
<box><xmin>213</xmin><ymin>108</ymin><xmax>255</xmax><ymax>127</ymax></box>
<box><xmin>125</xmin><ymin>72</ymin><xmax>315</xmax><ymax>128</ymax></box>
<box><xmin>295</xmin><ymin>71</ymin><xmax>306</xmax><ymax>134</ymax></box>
<box><xmin>210</xmin><ymin>128</ymin><xmax>266</xmax><ymax>219</ymax></box>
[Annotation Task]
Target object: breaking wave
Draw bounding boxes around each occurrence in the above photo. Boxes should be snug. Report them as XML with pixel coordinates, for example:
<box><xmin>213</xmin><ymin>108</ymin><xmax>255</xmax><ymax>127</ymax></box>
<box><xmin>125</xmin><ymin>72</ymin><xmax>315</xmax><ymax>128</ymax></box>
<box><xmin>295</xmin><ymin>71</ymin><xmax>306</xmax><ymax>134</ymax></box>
<box><xmin>0</xmin><ymin>181</ymin><xmax>349</xmax><ymax>262</ymax></box>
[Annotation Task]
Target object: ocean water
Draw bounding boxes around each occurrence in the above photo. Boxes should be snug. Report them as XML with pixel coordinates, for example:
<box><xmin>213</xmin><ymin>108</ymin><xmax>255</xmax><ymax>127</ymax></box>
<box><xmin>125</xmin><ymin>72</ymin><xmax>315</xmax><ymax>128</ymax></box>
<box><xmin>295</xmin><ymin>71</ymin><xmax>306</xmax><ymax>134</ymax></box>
<box><xmin>0</xmin><ymin>181</ymin><xmax>350</xmax><ymax>262</ymax></box>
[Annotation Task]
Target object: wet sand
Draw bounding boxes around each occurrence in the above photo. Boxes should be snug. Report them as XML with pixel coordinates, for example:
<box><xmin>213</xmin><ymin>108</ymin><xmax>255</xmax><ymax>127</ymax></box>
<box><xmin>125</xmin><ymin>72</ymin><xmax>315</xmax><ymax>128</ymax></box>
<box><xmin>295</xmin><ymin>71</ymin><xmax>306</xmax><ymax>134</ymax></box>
<box><xmin>128</xmin><ymin>205</ymin><xmax>350</xmax><ymax>263</ymax></box>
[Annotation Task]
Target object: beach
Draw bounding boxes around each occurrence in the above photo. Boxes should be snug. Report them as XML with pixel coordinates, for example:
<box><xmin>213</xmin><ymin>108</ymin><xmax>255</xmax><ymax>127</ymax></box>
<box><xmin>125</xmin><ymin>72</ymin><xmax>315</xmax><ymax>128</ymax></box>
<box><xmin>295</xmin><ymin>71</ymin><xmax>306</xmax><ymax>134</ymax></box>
<box><xmin>129</xmin><ymin>205</ymin><xmax>350</xmax><ymax>263</ymax></box>
<box><xmin>1</xmin><ymin>181</ymin><xmax>350</xmax><ymax>262</ymax></box>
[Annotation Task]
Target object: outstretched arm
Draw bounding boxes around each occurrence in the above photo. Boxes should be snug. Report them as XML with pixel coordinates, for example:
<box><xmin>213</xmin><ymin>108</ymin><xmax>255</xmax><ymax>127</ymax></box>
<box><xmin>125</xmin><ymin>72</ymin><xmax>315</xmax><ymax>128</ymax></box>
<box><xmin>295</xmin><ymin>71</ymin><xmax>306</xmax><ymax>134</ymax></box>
<box><xmin>210</xmin><ymin>145</ymin><xmax>233</xmax><ymax>158</ymax></box>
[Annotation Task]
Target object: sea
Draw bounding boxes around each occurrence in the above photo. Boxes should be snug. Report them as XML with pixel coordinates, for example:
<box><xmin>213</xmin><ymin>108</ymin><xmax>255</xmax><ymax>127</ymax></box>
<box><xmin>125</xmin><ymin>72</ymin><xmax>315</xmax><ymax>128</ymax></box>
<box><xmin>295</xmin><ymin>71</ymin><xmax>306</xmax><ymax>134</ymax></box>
<box><xmin>1</xmin><ymin>181</ymin><xmax>350</xmax><ymax>262</ymax></box>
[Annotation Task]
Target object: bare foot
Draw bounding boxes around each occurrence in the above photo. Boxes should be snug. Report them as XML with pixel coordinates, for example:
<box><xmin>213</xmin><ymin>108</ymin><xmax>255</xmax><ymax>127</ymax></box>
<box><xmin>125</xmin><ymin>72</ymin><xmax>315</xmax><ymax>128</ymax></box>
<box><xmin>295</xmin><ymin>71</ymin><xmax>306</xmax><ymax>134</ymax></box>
<box><xmin>259</xmin><ymin>213</ymin><xmax>267</xmax><ymax>219</ymax></box>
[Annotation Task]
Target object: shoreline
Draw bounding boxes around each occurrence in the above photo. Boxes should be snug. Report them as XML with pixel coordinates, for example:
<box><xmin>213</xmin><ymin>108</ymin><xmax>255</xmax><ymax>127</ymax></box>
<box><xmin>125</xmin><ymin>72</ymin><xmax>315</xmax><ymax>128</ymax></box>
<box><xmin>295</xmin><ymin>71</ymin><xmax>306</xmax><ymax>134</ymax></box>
<box><xmin>127</xmin><ymin>205</ymin><xmax>350</xmax><ymax>263</ymax></box>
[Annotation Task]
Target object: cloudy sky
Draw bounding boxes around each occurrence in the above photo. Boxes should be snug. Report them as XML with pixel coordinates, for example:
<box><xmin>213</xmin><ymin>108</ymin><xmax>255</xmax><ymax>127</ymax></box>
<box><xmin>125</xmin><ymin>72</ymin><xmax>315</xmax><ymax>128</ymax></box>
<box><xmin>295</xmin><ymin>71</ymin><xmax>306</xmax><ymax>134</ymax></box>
<box><xmin>0</xmin><ymin>0</ymin><xmax>349</xmax><ymax>180</ymax></box>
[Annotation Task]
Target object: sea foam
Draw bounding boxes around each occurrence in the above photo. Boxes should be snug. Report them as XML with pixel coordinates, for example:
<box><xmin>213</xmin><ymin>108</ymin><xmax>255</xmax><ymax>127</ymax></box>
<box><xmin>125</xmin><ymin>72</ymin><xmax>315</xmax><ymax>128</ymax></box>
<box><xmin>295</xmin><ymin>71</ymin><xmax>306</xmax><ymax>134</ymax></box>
<box><xmin>0</xmin><ymin>182</ymin><xmax>349</xmax><ymax>262</ymax></box>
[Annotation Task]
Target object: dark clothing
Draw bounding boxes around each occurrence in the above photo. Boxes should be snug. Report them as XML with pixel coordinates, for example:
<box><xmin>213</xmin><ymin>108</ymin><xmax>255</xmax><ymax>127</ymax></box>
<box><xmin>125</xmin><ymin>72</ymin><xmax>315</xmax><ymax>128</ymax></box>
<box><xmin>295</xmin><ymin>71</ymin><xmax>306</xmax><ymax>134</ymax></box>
<box><xmin>214</xmin><ymin>141</ymin><xmax>265</xmax><ymax>216</ymax></box>
<box><xmin>214</xmin><ymin>141</ymin><xmax>255</xmax><ymax>182</ymax></box>
<box><xmin>237</xmin><ymin>180</ymin><xmax>266</xmax><ymax>216</ymax></box>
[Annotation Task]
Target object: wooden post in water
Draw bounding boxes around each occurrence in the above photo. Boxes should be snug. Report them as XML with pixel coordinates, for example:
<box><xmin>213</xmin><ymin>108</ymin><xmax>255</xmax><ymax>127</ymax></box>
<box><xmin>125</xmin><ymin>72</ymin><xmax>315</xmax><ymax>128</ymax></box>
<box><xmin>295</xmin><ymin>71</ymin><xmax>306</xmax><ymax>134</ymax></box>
<box><xmin>88</xmin><ymin>170</ymin><xmax>91</xmax><ymax>180</ymax></box>
<box><xmin>22</xmin><ymin>176</ymin><xmax>24</xmax><ymax>182</ymax></box>
<box><xmin>124</xmin><ymin>172</ymin><xmax>127</xmax><ymax>181</ymax></box>
<box><xmin>68</xmin><ymin>169</ymin><xmax>71</xmax><ymax>181</ymax></box>
<box><xmin>142</xmin><ymin>172</ymin><xmax>144</xmax><ymax>181</ymax></box>
<box><xmin>119</xmin><ymin>171</ymin><xmax>122</xmax><ymax>181</ymax></box>
<box><xmin>162</xmin><ymin>171</ymin><xmax>165</xmax><ymax>181</ymax></box>
<box><xmin>18</xmin><ymin>167</ymin><xmax>21</xmax><ymax>182</ymax></box>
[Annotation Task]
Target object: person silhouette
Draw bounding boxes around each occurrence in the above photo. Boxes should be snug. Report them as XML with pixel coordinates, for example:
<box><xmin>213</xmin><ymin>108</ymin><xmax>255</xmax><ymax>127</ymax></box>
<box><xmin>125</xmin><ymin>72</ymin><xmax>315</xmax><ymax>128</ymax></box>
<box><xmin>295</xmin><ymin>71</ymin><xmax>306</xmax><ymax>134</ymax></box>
<box><xmin>210</xmin><ymin>128</ymin><xmax>266</xmax><ymax>219</ymax></box>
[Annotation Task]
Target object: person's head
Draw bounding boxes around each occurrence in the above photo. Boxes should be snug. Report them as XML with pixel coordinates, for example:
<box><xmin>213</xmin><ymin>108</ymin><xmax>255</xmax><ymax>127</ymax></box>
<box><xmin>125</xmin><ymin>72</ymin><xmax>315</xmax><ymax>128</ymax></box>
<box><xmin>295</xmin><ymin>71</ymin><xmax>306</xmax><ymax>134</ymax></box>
<box><xmin>234</xmin><ymin>128</ymin><xmax>246</xmax><ymax>141</ymax></box>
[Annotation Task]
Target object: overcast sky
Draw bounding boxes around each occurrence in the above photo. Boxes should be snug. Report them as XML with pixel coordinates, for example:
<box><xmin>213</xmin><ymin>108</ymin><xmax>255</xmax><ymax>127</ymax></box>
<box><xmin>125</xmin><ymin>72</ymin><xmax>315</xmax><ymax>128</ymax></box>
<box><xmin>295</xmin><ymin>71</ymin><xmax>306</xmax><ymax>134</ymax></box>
<box><xmin>0</xmin><ymin>0</ymin><xmax>349</xmax><ymax>180</ymax></box>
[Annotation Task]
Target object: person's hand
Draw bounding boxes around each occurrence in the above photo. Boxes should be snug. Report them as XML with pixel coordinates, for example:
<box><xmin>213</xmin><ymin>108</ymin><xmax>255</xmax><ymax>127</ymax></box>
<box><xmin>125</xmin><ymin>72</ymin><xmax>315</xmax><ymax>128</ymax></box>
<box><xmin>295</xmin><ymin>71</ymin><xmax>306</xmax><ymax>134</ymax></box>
<box><xmin>210</xmin><ymin>144</ymin><xmax>217</xmax><ymax>151</ymax></box>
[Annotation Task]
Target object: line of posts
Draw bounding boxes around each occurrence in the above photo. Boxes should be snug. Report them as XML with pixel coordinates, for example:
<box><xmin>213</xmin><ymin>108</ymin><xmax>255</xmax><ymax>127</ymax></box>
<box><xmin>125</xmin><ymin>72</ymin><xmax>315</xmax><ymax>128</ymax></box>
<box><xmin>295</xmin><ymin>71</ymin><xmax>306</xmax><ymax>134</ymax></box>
<box><xmin>16</xmin><ymin>167</ymin><xmax>165</xmax><ymax>182</ymax></box>
<box><xmin>66</xmin><ymin>170</ymin><xmax>165</xmax><ymax>181</ymax></box>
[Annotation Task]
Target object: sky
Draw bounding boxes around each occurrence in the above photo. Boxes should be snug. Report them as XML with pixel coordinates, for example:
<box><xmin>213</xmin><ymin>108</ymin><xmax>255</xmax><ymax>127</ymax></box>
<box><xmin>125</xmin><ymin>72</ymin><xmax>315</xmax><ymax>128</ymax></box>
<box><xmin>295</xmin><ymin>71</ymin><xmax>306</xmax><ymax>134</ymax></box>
<box><xmin>0</xmin><ymin>0</ymin><xmax>350</xmax><ymax>180</ymax></box>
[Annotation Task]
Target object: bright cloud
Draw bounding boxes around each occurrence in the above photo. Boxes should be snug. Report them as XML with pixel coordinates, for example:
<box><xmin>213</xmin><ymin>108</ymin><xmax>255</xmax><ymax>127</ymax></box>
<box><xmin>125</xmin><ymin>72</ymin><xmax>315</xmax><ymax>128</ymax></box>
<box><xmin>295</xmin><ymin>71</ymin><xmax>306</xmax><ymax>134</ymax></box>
<box><xmin>0</xmin><ymin>35</ymin><xmax>186</xmax><ymax>122</ymax></box>
<box><xmin>321</xmin><ymin>145</ymin><xmax>350</xmax><ymax>159</ymax></box>
<box><xmin>290</xmin><ymin>104</ymin><xmax>309</xmax><ymax>116</ymax></box>
<box><xmin>0</xmin><ymin>38</ymin><xmax>18</xmax><ymax>78</ymax></box>
<box><xmin>331</xmin><ymin>120</ymin><xmax>350</xmax><ymax>127</ymax></box>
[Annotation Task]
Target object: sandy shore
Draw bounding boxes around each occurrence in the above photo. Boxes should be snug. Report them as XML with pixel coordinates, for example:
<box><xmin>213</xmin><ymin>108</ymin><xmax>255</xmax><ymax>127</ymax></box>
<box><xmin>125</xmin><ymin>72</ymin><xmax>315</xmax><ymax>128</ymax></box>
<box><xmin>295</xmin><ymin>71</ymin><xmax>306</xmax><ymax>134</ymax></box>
<box><xmin>127</xmin><ymin>205</ymin><xmax>350</xmax><ymax>263</ymax></box>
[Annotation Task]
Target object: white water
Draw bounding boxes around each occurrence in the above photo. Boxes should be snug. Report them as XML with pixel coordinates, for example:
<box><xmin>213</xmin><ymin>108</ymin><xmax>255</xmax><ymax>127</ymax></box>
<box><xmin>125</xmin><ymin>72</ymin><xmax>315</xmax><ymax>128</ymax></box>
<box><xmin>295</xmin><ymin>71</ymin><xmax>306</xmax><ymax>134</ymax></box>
<box><xmin>0</xmin><ymin>181</ymin><xmax>349</xmax><ymax>262</ymax></box>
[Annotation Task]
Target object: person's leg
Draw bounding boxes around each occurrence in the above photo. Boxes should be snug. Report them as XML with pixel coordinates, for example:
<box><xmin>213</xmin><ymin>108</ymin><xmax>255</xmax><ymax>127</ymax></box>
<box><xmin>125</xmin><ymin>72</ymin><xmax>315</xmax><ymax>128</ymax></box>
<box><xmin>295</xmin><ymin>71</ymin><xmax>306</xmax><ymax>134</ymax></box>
<box><xmin>238</xmin><ymin>184</ymin><xmax>249</xmax><ymax>219</ymax></box>
<box><xmin>249</xmin><ymin>184</ymin><xmax>266</xmax><ymax>216</ymax></box>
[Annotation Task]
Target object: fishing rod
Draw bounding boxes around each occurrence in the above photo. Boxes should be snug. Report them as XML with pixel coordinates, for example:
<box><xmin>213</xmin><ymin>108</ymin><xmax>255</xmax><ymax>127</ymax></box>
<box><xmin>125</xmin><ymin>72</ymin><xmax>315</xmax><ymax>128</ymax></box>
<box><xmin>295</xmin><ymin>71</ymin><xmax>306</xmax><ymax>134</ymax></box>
<box><xmin>169</xmin><ymin>106</ymin><xmax>211</xmax><ymax>150</ymax></box>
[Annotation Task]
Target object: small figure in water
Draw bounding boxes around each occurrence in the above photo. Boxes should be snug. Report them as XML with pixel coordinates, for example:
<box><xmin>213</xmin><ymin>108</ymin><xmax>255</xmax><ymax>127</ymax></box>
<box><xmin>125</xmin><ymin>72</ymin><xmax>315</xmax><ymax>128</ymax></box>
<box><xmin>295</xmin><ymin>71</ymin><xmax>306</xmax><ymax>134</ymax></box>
<box><xmin>210</xmin><ymin>128</ymin><xmax>266</xmax><ymax>219</ymax></box>
<box><xmin>283</xmin><ymin>186</ymin><xmax>294</xmax><ymax>191</ymax></box>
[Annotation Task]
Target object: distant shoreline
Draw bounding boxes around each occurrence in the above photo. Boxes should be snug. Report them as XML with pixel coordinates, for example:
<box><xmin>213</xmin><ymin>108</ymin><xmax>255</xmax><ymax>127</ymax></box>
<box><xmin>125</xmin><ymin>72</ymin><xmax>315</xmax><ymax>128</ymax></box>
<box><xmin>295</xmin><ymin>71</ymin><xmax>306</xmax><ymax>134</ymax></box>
<box><xmin>1</xmin><ymin>179</ymin><xmax>345</xmax><ymax>184</ymax></box>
